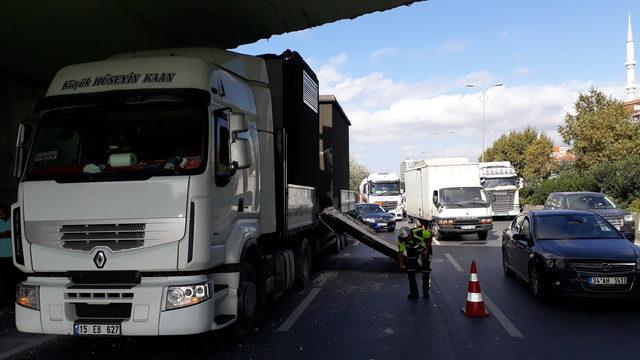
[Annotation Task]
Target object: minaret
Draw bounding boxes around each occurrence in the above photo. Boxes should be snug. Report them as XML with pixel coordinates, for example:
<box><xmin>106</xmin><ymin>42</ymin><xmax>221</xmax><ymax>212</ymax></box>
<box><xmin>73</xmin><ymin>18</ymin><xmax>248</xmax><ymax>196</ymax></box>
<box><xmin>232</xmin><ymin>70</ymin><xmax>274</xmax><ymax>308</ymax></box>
<box><xmin>626</xmin><ymin>15</ymin><xmax>637</xmax><ymax>101</ymax></box>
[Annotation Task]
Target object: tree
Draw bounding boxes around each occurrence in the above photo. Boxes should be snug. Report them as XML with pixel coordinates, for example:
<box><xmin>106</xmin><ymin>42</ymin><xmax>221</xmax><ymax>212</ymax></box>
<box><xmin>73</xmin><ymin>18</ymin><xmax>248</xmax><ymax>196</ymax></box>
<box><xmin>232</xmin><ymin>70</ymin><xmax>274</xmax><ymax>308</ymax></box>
<box><xmin>480</xmin><ymin>127</ymin><xmax>539</xmax><ymax>174</ymax></box>
<box><xmin>558</xmin><ymin>87</ymin><xmax>640</xmax><ymax>169</ymax></box>
<box><xmin>523</xmin><ymin>134</ymin><xmax>558</xmax><ymax>178</ymax></box>
<box><xmin>349</xmin><ymin>156</ymin><xmax>369</xmax><ymax>195</ymax></box>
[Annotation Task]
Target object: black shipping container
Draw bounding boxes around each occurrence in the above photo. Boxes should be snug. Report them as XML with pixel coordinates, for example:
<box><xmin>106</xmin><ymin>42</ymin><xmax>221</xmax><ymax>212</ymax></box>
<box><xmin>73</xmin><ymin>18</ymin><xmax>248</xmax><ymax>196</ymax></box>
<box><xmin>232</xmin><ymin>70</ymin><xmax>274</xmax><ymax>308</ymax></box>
<box><xmin>319</xmin><ymin>95</ymin><xmax>350</xmax><ymax>210</ymax></box>
<box><xmin>260</xmin><ymin>50</ymin><xmax>321</xmax><ymax>238</ymax></box>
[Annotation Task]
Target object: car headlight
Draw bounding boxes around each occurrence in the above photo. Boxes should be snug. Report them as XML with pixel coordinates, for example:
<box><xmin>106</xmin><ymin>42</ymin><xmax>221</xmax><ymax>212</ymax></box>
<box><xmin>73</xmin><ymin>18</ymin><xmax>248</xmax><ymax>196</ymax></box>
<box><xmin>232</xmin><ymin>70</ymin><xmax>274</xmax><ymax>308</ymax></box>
<box><xmin>624</xmin><ymin>214</ymin><xmax>633</xmax><ymax>222</ymax></box>
<box><xmin>543</xmin><ymin>255</ymin><xmax>566</xmax><ymax>270</ymax></box>
<box><xmin>165</xmin><ymin>282</ymin><xmax>210</xmax><ymax>310</ymax></box>
<box><xmin>16</xmin><ymin>284</ymin><xmax>40</xmax><ymax>310</ymax></box>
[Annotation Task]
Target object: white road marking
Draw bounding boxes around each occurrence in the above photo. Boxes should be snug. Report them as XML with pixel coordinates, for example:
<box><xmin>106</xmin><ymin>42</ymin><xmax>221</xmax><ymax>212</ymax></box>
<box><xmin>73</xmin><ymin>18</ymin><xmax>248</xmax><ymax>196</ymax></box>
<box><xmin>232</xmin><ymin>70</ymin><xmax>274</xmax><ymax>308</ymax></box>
<box><xmin>482</xmin><ymin>293</ymin><xmax>524</xmax><ymax>338</ymax></box>
<box><xmin>432</xmin><ymin>239</ymin><xmax>441</xmax><ymax>246</ymax></box>
<box><xmin>277</xmin><ymin>287</ymin><xmax>322</xmax><ymax>332</ymax></box>
<box><xmin>444</xmin><ymin>253</ymin><xmax>464</xmax><ymax>272</ymax></box>
<box><xmin>0</xmin><ymin>335</ymin><xmax>56</xmax><ymax>360</ymax></box>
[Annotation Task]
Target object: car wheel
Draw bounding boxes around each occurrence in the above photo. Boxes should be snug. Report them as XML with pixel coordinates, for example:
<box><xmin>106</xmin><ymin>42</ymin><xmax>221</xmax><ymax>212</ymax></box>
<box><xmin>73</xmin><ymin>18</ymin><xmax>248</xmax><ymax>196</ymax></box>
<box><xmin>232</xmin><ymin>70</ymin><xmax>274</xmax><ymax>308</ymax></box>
<box><xmin>477</xmin><ymin>231</ymin><xmax>488</xmax><ymax>240</ymax></box>
<box><xmin>232</xmin><ymin>262</ymin><xmax>258</xmax><ymax>339</ymax></box>
<box><xmin>528</xmin><ymin>264</ymin><xmax>547</xmax><ymax>300</ymax></box>
<box><xmin>502</xmin><ymin>251</ymin><xmax>514</xmax><ymax>277</ymax></box>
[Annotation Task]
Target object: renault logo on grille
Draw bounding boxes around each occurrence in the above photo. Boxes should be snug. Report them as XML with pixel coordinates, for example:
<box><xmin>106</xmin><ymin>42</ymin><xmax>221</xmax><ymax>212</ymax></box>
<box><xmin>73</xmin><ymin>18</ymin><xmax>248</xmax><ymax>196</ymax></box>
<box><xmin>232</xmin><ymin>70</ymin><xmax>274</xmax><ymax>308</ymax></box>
<box><xmin>93</xmin><ymin>251</ymin><xmax>107</xmax><ymax>269</ymax></box>
<box><xmin>601</xmin><ymin>263</ymin><xmax>611</xmax><ymax>272</ymax></box>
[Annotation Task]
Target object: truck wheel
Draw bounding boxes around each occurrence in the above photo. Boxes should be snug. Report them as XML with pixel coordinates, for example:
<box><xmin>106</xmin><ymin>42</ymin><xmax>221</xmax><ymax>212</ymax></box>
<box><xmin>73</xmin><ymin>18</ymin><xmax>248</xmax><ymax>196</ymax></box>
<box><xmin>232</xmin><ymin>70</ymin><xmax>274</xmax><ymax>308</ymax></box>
<box><xmin>232</xmin><ymin>262</ymin><xmax>258</xmax><ymax>339</ymax></box>
<box><xmin>432</xmin><ymin>224</ymin><xmax>441</xmax><ymax>241</ymax></box>
<box><xmin>408</xmin><ymin>217</ymin><xmax>414</xmax><ymax>224</ymax></box>
<box><xmin>295</xmin><ymin>239</ymin><xmax>312</xmax><ymax>288</ymax></box>
<box><xmin>477</xmin><ymin>231</ymin><xmax>488</xmax><ymax>240</ymax></box>
<box><xmin>340</xmin><ymin>233</ymin><xmax>348</xmax><ymax>249</ymax></box>
<box><xmin>332</xmin><ymin>234</ymin><xmax>343</xmax><ymax>254</ymax></box>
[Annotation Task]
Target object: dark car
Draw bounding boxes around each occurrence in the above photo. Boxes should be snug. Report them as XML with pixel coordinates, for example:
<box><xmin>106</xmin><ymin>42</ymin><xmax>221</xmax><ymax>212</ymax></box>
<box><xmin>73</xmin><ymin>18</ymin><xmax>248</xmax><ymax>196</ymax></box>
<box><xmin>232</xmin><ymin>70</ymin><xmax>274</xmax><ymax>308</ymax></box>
<box><xmin>347</xmin><ymin>203</ymin><xmax>396</xmax><ymax>232</ymax></box>
<box><xmin>544</xmin><ymin>192</ymin><xmax>635</xmax><ymax>237</ymax></box>
<box><xmin>502</xmin><ymin>210</ymin><xmax>640</xmax><ymax>299</ymax></box>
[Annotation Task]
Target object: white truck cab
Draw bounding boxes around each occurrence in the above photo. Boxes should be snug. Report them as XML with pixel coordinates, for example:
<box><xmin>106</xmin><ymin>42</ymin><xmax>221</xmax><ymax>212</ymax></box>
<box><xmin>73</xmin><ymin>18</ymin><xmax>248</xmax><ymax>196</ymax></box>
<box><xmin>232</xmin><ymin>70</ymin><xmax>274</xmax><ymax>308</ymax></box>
<box><xmin>404</xmin><ymin>158</ymin><xmax>493</xmax><ymax>240</ymax></box>
<box><xmin>359</xmin><ymin>173</ymin><xmax>404</xmax><ymax>220</ymax></box>
<box><xmin>479</xmin><ymin>162</ymin><xmax>522</xmax><ymax>217</ymax></box>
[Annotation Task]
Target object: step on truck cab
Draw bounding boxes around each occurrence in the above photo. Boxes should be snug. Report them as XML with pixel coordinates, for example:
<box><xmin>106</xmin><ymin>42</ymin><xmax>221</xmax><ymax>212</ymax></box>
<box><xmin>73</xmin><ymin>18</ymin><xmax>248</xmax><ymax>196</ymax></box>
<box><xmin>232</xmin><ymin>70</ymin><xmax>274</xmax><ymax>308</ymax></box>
<box><xmin>479</xmin><ymin>161</ymin><xmax>522</xmax><ymax>217</ymax></box>
<box><xmin>359</xmin><ymin>173</ymin><xmax>404</xmax><ymax>220</ymax></box>
<box><xmin>404</xmin><ymin>158</ymin><xmax>494</xmax><ymax>240</ymax></box>
<box><xmin>11</xmin><ymin>48</ymin><xmax>349</xmax><ymax>337</ymax></box>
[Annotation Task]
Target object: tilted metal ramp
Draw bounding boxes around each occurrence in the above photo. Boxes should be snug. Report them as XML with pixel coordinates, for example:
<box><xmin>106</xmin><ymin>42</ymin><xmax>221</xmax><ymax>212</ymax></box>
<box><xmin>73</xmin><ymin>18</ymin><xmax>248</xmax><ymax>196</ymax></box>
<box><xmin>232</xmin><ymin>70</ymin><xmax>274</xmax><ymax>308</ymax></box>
<box><xmin>321</xmin><ymin>207</ymin><xmax>398</xmax><ymax>261</ymax></box>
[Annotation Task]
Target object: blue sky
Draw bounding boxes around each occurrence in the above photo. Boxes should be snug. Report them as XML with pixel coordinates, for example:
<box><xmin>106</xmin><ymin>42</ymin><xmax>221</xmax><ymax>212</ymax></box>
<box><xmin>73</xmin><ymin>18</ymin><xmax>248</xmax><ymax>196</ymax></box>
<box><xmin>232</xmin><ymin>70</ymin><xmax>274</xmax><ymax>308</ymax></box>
<box><xmin>236</xmin><ymin>0</ymin><xmax>640</xmax><ymax>173</ymax></box>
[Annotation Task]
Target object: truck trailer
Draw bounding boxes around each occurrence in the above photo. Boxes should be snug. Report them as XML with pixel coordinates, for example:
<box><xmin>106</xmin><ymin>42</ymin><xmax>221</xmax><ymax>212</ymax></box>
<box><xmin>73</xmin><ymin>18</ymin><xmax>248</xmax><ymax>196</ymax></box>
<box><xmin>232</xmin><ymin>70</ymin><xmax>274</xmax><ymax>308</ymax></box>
<box><xmin>404</xmin><ymin>158</ymin><xmax>494</xmax><ymax>240</ymax></box>
<box><xmin>10</xmin><ymin>48</ymin><xmax>349</xmax><ymax>338</ymax></box>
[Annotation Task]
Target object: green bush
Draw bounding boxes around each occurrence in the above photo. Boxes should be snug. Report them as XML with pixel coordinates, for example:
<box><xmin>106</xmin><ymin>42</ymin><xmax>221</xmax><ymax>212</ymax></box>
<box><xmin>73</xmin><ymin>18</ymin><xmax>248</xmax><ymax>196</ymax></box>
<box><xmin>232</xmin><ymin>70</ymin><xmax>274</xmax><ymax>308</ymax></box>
<box><xmin>627</xmin><ymin>198</ymin><xmax>640</xmax><ymax>212</ymax></box>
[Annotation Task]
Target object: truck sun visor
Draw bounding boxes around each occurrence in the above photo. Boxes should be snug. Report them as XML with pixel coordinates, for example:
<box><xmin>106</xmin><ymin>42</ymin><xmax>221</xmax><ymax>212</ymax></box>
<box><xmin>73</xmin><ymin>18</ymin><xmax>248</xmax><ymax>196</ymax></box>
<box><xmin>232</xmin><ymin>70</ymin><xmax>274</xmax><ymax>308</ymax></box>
<box><xmin>109</xmin><ymin>153</ymin><xmax>138</xmax><ymax>167</ymax></box>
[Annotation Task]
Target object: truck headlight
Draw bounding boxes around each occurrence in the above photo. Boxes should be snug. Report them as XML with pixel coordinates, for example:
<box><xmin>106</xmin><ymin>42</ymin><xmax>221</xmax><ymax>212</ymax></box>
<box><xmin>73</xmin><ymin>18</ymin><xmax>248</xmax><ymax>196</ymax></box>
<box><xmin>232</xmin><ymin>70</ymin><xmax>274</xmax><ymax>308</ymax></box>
<box><xmin>165</xmin><ymin>282</ymin><xmax>210</xmax><ymax>310</ymax></box>
<box><xmin>480</xmin><ymin>218</ymin><xmax>493</xmax><ymax>224</ymax></box>
<box><xmin>16</xmin><ymin>284</ymin><xmax>40</xmax><ymax>310</ymax></box>
<box><xmin>624</xmin><ymin>214</ymin><xmax>633</xmax><ymax>222</ymax></box>
<box><xmin>437</xmin><ymin>219</ymin><xmax>453</xmax><ymax>225</ymax></box>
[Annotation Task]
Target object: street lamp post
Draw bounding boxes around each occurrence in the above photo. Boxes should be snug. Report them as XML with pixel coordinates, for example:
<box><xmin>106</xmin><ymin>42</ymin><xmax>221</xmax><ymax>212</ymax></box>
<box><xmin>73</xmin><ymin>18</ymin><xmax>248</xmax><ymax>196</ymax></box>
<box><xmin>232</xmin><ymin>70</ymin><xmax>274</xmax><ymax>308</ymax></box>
<box><xmin>432</xmin><ymin>131</ymin><xmax>455</xmax><ymax>157</ymax></box>
<box><xmin>465</xmin><ymin>82</ymin><xmax>503</xmax><ymax>162</ymax></box>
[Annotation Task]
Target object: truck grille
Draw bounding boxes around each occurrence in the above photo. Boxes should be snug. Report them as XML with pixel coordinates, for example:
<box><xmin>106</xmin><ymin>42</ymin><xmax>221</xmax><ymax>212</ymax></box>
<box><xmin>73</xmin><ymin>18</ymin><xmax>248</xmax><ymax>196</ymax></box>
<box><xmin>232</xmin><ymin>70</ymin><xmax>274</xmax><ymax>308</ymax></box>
<box><xmin>59</xmin><ymin>223</ymin><xmax>145</xmax><ymax>252</ymax></box>
<box><xmin>74</xmin><ymin>303</ymin><xmax>132</xmax><ymax>319</ymax></box>
<box><xmin>603</xmin><ymin>217</ymin><xmax>623</xmax><ymax>229</ymax></box>
<box><xmin>489</xmin><ymin>190</ymin><xmax>516</xmax><ymax>214</ymax></box>
<box><xmin>380</xmin><ymin>201</ymin><xmax>398</xmax><ymax>211</ymax></box>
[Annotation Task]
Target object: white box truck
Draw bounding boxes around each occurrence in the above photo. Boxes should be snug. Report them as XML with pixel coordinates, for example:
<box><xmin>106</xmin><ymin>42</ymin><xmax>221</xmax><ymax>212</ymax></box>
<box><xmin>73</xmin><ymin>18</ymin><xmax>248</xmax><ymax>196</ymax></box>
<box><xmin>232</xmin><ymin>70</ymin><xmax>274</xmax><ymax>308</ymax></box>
<box><xmin>10</xmin><ymin>48</ymin><xmax>350</xmax><ymax>338</ymax></box>
<box><xmin>358</xmin><ymin>173</ymin><xmax>404</xmax><ymax>220</ymax></box>
<box><xmin>404</xmin><ymin>158</ymin><xmax>493</xmax><ymax>240</ymax></box>
<box><xmin>479</xmin><ymin>161</ymin><xmax>522</xmax><ymax>217</ymax></box>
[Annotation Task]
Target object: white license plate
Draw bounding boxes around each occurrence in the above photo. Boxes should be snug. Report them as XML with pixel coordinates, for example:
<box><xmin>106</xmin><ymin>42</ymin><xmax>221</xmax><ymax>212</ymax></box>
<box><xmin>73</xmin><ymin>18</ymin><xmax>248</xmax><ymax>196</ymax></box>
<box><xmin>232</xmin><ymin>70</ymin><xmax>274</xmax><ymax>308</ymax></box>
<box><xmin>377</xmin><ymin>223</ymin><xmax>387</xmax><ymax>226</ymax></box>
<box><xmin>615</xmin><ymin>225</ymin><xmax>622</xmax><ymax>230</ymax></box>
<box><xmin>588</xmin><ymin>277</ymin><xmax>627</xmax><ymax>285</ymax></box>
<box><xmin>74</xmin><ymin>323</ymin><xmax>121</xmax><ymax>336</ymax></box>
<box><xmin>460</xmin><ymin>225</ymin><xmax>475</xmax><ymax>230</ymax></box>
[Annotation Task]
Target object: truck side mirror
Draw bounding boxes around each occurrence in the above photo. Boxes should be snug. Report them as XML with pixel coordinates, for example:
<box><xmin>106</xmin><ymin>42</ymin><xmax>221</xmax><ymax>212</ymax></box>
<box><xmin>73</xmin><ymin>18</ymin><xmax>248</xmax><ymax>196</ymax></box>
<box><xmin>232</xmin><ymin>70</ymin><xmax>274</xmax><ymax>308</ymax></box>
<box><xmin>230</xmin><ymin>138</ymin><xmax>251</xmax><ymax>169</ymax></box>
<box><xmin>13</xmin><ymin>123</ymin><xmax>32</xmax><ymax>178</ymax></box>
<box><xmin>230</xmin><ymin>113</ymin><xmax>248</xmax><ymax>135</ymax></box>
<box><xmin>432</xmin><ymin>190</ymin><xmax>439</xmax><ymax>205</ymax></box>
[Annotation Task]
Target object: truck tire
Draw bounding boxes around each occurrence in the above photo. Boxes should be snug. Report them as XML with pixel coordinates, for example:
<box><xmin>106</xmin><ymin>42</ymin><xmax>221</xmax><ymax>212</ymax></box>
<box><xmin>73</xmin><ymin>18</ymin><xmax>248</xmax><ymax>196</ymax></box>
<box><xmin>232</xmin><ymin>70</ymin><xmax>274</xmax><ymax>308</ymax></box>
<box><xmin>408</xmin><ymin>217</ymin><xmax>414</xmax><ymax>224</ymax></box>
<box><xmin>340</xmin><ymin>233</ymin><xmax>348</xmax><ymax>249</ymax></box>
<box><xmin>295</xmin><ymin>239</ymin><xmax>312</xmax><ymax>288</ymax></box>
<box><xmin>331</xmin><ymin>234</ymin><xmax>343</xmax><ymax>254</ymax></box>
<box><xmin>477</xmin><ymin>231</ymin><xmax>488</xmax><ymax>240</ymax></box>
<box><xmin>232</xmin><ymin>262</ymin><xmax>258</xmax><ymax>339</ymax></box>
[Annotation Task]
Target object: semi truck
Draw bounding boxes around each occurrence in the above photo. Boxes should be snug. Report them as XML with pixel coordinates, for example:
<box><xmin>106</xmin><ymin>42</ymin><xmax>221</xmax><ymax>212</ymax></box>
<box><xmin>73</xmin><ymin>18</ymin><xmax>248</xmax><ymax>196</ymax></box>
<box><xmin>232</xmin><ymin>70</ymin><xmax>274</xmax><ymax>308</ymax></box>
<box><xmin>404</xmin><ymin>158</ymin><xmax>494</xmax><ymax>240</ymax></box>
<box><xmin>479</xmin><ymin>161</ymin><xmax>522</xmax><ymax>217</ymax></box>
<box><xmin>358</xmin><ymin>173</ymin><xmax>404</xmax><ymax>220</ymax></box>
<box><xmin>10</xmin><ymin>48</ymin><xmax>351</xmax><ymax>338</ymax></box>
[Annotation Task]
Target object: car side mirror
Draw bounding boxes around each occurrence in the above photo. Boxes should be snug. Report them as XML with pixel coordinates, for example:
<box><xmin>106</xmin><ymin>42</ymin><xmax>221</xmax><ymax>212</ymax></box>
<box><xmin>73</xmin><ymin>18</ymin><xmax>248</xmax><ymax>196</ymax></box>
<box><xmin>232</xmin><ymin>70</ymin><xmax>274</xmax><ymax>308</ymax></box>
<box><xmin>230</xmin><ymin>138</ymin><xmax>251</xmax><ymax>170</ymax></box>
<box><xmin>513</xmin><ymin>233</ymin><xmax>528</xmax><ymax>242</ymax></box>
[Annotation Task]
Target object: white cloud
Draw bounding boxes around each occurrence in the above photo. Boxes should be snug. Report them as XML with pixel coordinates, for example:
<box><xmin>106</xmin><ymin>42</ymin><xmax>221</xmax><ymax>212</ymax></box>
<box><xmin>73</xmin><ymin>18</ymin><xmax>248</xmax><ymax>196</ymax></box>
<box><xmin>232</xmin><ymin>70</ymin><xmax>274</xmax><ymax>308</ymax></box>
<box><xmin>370</xmin><ymin>47</ymin><xmax>400</xmax><ymax>61</ymax></box>
<box><xmin>515</xmin><ymin>66</ymin><xmax>532</xmax><ymax>77</ymax></box>
<box><xmin>440</xmin><ymin>39</ymin><xmax>467</xmax><ymax>52</ymax></box>
<box><xmin>315</xmin><ymin>53</ymin><xmax>622</xmax><ymax>172</ymax></box>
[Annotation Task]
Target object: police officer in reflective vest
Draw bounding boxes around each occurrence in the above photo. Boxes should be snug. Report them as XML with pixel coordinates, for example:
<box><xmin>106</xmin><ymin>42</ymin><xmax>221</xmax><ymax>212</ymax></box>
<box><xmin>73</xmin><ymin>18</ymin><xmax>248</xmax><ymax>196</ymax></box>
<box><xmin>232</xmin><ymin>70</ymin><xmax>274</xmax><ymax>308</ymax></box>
<box><xmin>398</xmin><ymin>226</ymin><xmax>433</xmax><ymax>299</ymax></box>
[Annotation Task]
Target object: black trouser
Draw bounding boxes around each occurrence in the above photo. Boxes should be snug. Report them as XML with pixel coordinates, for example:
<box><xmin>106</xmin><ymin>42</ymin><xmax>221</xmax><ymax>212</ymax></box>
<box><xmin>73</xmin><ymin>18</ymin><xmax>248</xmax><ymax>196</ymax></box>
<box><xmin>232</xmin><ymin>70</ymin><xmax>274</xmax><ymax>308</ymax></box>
<box><xmin>406</xmin><ymin>253</ymin><xmax>432</xmax><ymax>295</ymax></box>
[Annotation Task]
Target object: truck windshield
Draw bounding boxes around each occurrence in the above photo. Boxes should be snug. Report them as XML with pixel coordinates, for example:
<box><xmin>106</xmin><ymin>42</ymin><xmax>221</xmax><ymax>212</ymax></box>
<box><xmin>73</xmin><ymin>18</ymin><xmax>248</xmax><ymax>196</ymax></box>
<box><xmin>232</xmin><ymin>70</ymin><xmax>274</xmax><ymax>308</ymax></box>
<box><xmin>440</xmin><ymin>187</ymin><xmax>489</xmax><ymax>207</ymax></box>
<box><xmin>25</xmin><ymin>103</ymin><xmax>207</xmax><ymax>182</ymax></box>
<box><xmin>481</xmin><ymin>177</ymin><xmax>518</xmax><ymax>188</ymax></box>
<box><xmin>370</xmin><ymin>182</ymin><xmax>401</xmax><ymax>195</ymax></box>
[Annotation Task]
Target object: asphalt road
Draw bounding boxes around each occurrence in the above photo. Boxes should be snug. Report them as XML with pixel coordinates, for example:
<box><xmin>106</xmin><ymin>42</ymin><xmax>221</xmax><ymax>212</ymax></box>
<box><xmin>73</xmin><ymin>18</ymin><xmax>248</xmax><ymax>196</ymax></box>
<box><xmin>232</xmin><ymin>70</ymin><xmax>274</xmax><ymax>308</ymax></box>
<box><xmin>4</xmin><ymin>220</ymin><xmax>640</xmax><ymax>359</ymax></box>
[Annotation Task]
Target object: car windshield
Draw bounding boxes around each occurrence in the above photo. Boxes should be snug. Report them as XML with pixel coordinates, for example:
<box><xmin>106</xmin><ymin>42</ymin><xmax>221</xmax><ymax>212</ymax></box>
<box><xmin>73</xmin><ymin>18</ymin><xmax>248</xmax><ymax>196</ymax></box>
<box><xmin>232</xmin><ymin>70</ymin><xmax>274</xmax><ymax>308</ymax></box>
<box><xmin>25</xmin><ymin>103</ymin><xmax>207</xmax><ymax>182</ymax></box>
<box><xmin>565</xmin><ymin>194</ymin><xmax>617</xmax><ymax>210</ymax></box>
<box><xmin>358</xmin><ymin>204</ymin><xmax>386</xmax><ymax>214</ymax></box>
<box><xmin>481</xmin><ymin>177</ymin><xmax>518</xmax><ymax>188</ymax></box>
<box><xmin>440</xmin><ymin>187</ymin><xmax>489</xmax><ymax>207</ymax></box>
<box><xmin>370</xmin><ymin>182</ymin><xmax>401</xmax><ymax>195</ymax></box>
<box><xmin>536</xmin><ymin>214</ymin><xmax>623</xmax><ymax>240</ymax></box>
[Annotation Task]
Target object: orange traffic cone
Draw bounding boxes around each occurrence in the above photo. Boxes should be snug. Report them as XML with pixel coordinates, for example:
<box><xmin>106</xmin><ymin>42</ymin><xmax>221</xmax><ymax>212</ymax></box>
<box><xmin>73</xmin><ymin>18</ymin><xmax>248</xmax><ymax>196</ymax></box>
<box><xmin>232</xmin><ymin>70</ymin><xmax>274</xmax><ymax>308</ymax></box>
<box><xmin>461</xmin><ymin>260</ymin><xmax>490</xmax><ymax>317</ymax></box>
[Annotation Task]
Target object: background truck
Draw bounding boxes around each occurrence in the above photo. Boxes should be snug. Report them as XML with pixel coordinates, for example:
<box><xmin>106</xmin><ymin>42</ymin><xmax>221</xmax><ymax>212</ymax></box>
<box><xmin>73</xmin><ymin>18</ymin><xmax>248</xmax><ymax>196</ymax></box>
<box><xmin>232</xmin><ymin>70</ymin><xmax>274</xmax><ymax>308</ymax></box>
<box><xmin>10</xmin><ymin>48</ymin><xmax>350</xmax><ymax>338</ymax></box>
<box><xmin>479</xmin><ymin>161</ymin><xmax>522</xmax><ymax>217</ymax></box>
<box><xmin>358</xmin><ymin>173</ymin><xmax>404</xmax><ymax>220</ymax></box>
<box><xmin>404</xmin><ymin>158</ymin><xmax>494</xmax><ymax>240</ymax></box>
